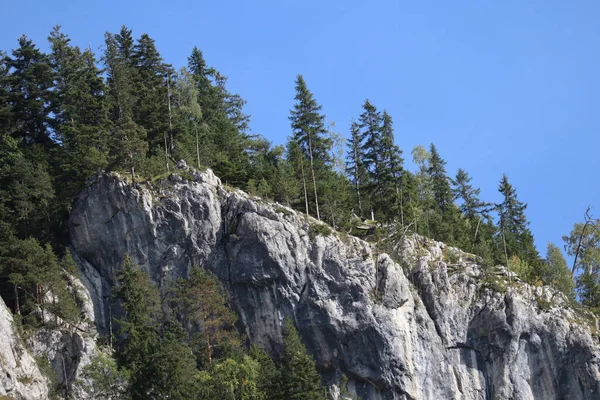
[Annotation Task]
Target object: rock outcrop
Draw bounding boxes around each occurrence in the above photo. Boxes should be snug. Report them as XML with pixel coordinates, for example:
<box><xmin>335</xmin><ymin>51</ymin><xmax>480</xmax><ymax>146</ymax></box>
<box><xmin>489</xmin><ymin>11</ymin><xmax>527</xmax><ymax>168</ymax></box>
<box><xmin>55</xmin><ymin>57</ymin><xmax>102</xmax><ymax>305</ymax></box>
<box><xmin>0</xmin><ymin>298</ymin><xmax>49</xmax><ymax>399</ymax></box>
<box><xmin>0</xmin><ymin>273</ymin><xmax>98</xmax><ymax>399</ymax></box>
<box><xmin>69</xmin><ymin>165</ymin><xmax>600</xmax><ymax>400</ymax></box>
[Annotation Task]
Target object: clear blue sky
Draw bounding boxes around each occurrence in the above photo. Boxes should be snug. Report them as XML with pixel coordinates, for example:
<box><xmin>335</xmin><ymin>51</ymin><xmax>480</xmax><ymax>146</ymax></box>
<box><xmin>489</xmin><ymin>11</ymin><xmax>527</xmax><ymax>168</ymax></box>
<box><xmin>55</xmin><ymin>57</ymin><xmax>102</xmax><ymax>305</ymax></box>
<box><xmin>2</xmin><ymin>0</ymin><xmax>599</xmax><ymax>257</ymax></box>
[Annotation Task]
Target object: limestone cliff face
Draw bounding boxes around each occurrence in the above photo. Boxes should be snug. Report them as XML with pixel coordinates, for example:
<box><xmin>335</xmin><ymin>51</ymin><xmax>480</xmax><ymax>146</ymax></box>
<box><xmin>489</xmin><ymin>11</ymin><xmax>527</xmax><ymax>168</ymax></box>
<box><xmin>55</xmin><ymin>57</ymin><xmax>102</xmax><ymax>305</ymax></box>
<box><xmin>69</xmin><ymin>164</ymin><xmax>600</xmax><ymax>400</ymax></box>
<box><xmin>0</xmin><ymin>272</ymin><xmax>97</xmax><ymax>399</ymax></box>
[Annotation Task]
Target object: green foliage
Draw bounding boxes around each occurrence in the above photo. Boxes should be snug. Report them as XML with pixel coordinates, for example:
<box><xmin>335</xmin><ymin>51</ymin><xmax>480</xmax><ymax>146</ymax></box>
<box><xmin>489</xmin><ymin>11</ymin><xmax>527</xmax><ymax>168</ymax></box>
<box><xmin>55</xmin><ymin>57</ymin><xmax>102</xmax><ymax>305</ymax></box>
<box><xmin>289</xmin><ymin>75</ymin><xmax>333</xmax><ymax>221</ymax></box>
<box><xmin>443</xmin><ymin>247</ymin><xmax>460</xmax><ymax>264</ymax></box>
<box><xmin>507</xmin><ymin>255</ymin><xmax>536</xmax><ymax>284</ymax></box>
<box><xmin>541</xmin><ymin>243</ymin><xmax>575</xmax><ymax>299</ymax></box>
<box><xmin>197</xmin><ymin>356</ymin><xmax>264</xmax><ymax>400</ymax></box>
<box><xmin>149</xmin><ymin>319</ymin><xmax>199</xmax><ymax>400</ymax></box>
<box><xmin>248</xmin><ymin>345</ymin><xmax>281</xmax><ymax>400</ymax></box>
<box><xmin>112</xmin><ymin>255</ymin><xmax>161</xmax><ymax>398</ymax></box>
<box><xmin>173</xmin><ymin>267</ymin><xmax>240</xmax><ymax>366</ymax></box>
<box><xmin>75</xmin><ymin>350</ymin><xmax>131</xmax><ymax>399</ymax></box>
<box><xmin>309</xmin><ymin>223</ymin><xmax>333</xmax><ymax>239</ymax></box>
<box><xmin>480</xmin><ymin>273</ymin><xmax>508</xmax><ymax>294</ymax></box>
<box><xmin>280</xmin><ymin>318</ymin><xmax>327</xmax><ymax>400</ymax></box>
<box><xmin>0</xmin><ymin>236</ymin><xmax>80</xmax><ymax>327</ymax></box>
<box><xmin>496</xmin><ymin>175</ymin><xmax>539</xmax><ymax>266</ymax></box>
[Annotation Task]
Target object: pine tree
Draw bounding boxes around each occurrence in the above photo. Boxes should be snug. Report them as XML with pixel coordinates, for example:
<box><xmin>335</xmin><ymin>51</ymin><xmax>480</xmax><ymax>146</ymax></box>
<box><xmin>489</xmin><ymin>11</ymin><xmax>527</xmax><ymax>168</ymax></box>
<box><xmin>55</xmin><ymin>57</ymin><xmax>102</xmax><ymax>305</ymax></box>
<box><xmin>496</xmin><ymin>174</ymin><xmax>539</xmax><ymax>266</ymax></box>
<box><xmin>452</xmin><ymin>168</ymin><xmax>492</xmax><ymax>249</ymax></box>
<box><xmin>112</xmin><ymin>255</ymin><xmax>161</xmax><ymax>399</ymax></box>
<box><xmin>112</xmin><ymin>117</ymin><xmax>148</xmax><ymax>182</ymax></box>
<box><xmin>379</xmin><ymin>111</ymin><xmax>404</xmax><ymax>220</ymax></box>
<box><xmin>104</xmin><ymin>27</ymin><xmax>136</xmax><ymax>123</ymax></box>
<box><xmin>346</xmin><ymin>121</ymin><xmax>366</xmax><ymax>217</ymax></box>
<box><xmin>452</xmin><ymin>168</ymin><xmax>488</xmax><ymax>219</ymax></box>
<box><xmin>427</xmin><ymin>144</ymin><xmax>452</xmax><ymax>211</ymax></box>
<box><xmin>174</xmin><ymin>67</ymin><xmax>204</xmax><ymax>168</ymax></box>
<box><xmin>3</xmin><ymin>35</ymin><xmax>54</xmax><ymax>149</ymax></box>
<box><xmin>150</xmin><ymin>318</ymin><xmax>199</xmax><ymax>399</ymax></box>
<box><xmin>174</xmin><ymin>267</ymin><xmax>240</xmax><ymax>367</ymax></box>
<box><xmin>287</xmin><ymin>139</ymin><xmax>310</xmax><ymax>218</ymax></box>
<box><xmin>187</xmin><ymin>47</ymin><xmax>251</xmax><ymax>185</ymax></box>
<box><xmin>131</xmin><ymin>33</ymin><xmax>169</xmax><ymax>156</ymax></box>
<box><xmin>48</xmin><ymin>26</ymin><xmax>110</xmax><ymax>242</ymax></box>
<box><xmin>249</xmin><ymin>344</ymin><xmax>281</xmax><ymax>400</ymax></box>
<box><xmin>289</xmin><ymin>75</ymin><xmax>332</xmax><ymax>220</ymax></box>
<box><xmin>358</xmin><ymin>100</ymin><xmax>384</xmax><ymax>210</ymax></box>
<box><xmin>280</xmin><ymin>318</ymin><xmax>327</xmax><ymax>400</ymax></box>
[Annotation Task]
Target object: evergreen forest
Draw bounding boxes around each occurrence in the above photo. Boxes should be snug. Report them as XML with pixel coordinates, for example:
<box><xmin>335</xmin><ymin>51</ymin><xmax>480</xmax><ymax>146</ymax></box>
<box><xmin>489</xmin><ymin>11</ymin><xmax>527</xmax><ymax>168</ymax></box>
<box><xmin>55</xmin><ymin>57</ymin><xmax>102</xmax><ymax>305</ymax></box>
<box><xmin>0</xmin><ymin>25</ymin><xmax>598</xmax><ymax>398</ymax></box>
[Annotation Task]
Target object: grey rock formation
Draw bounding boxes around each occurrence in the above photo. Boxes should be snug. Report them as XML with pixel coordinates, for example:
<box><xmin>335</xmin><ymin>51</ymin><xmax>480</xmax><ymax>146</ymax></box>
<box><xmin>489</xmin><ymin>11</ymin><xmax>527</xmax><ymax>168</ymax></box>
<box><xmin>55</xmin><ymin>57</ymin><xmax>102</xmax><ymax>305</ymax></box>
<box><xmin>69</xmin><ymin>166</ymin><xmax>600</xmax><ymax>400</ymax></box>
<box><xmin>0</xmin><ymin>270</ymin><xmax>98</xmax><ymax>399</ymax></box>
<box><xmin>0</xmin><ymin>298</ymin><xmax>49</xmax><ymax>399</ymax></box>
<box><xmin>27</xmin><ymin>273</ymin><xmax>98</xmax><ymax>399</ymax></box>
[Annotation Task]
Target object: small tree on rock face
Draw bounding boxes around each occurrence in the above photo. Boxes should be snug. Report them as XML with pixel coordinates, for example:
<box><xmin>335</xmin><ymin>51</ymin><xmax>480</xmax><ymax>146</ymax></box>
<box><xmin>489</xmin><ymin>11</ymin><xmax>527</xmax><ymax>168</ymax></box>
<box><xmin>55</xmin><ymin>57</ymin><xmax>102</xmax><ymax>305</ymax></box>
<box><xmin>280</xmin><ymin>318</ymin><xmax>327</xmax><ymax>400</ymax></box>
<box><xmin>111</xmin><ymin>117</ymin><xmax>148</xmax><ymax>182</ymax></box>
<box><xmin>174</xmin><ymin>267</ymin><xmax>240</xmax><ymax>367</ymax></box>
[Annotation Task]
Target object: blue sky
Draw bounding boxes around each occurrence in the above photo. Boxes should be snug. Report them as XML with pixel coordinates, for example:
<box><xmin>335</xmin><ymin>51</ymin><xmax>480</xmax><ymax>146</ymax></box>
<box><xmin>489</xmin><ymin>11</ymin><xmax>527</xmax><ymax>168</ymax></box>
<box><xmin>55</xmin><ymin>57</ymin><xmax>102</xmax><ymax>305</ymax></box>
<box><xmin>2</xmin><ymin>0</ymin><xmax>599</xmax><ymax>257</ymax></box>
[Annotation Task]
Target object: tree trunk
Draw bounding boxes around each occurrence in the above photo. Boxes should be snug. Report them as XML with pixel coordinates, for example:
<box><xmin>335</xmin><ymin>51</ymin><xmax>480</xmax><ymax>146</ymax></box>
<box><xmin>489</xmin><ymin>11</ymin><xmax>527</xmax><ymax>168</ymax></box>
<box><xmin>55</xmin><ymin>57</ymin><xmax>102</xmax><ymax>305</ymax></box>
<box><xmin>299</xmin><ymin>156</ymin><xmax>309</xmax><ymax>221</ymax></box>
<box><xmin>473</xmin><ymin>217</ymin><xmax>481</xmax><ymax>245</ymax></box>
<box><xmin>195</xmin><ymin>125</ymin><xmax>200</xmax><ymax>169</ymax></box>
<box><xmin>352</xmin><ymin>145</ymin><xmax>363</xmax><ymax>218</ymax></box>
<box><xmin>307</xmin><ymin>132</ymin><xmax>320</xmax><ymax>220</ymax></box>
<box><xmin>14</xmin><ymin>284</ymin><xmax>20</xmax><ymax>315</ymax></box>
<box><xmin>572</xmin><ymin>207</ymin><xmax>593</xmax><ymax>276</ymax></box>
<box><xmin>166</xmin><ymin>75</ymin><xmax>174</xmax><ymax>166</ymax></box>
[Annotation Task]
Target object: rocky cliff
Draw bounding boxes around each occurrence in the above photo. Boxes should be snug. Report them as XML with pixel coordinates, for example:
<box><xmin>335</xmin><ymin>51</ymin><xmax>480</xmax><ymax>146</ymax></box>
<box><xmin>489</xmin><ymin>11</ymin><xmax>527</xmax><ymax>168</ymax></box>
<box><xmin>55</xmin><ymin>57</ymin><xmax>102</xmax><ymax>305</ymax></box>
<box><xmin>66</xmin><ymin>163</ymin><xmax>600</xmax><ymax>400</ymax></box>
<box><xmin>0</xmin><ymin>273</ymin><xmax>97</xmax><ymax>399</ymax></box>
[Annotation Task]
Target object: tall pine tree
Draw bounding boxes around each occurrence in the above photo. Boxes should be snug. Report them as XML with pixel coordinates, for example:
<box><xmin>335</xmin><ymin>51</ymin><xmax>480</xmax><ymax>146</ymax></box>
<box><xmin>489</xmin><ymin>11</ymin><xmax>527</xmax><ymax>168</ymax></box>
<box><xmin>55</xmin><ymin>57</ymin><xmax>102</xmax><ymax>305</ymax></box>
<box><xmin>289</xmin><ymin>75</ymin><xmax>332</xmax><ymax>220</ymax></box>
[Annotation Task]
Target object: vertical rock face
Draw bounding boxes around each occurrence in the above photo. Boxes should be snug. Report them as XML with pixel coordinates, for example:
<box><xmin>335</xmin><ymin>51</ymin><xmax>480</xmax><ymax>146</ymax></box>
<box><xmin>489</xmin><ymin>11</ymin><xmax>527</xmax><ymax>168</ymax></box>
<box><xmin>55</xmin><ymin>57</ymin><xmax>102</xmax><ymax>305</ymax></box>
<box><xmin>0</xmin><ymin>299</ymin><xmax>49</xmax><ymax>399</ymax></box>
<box><xmin>69</xmin><ymin>167</ymin><xmax>600</xmax><ymax>400</ymax></box>
<box><xmin>0</xmin><ymin>272</ymin><xmax>98</xmax><ymax>399</ymax></box>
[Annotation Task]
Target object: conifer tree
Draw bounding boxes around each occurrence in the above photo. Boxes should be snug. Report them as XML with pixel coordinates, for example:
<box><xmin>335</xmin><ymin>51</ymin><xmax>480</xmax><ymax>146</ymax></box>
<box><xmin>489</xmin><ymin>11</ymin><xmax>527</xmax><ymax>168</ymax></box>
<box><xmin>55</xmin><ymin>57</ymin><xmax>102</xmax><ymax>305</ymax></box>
<box><xmin>452</xmin><ymin>168</ymin><xmax>488</xmax><ymax>219</ymax></box>
<box><xmin>112</xmin><ymin>117</ymin><xmax>148</xmax><ymax>182</ymax></box>
<box><xmin>112</xmin><ymin>255</ymin><xmax>161</xmax><ymax>398</ymax></box>
<box><xmin>48</xmin><ymin>26</ymin><xmax>110</xmax><ymax>236</ymax></box>
<box><xmin>346</xmin><ymin>121</ymin><xmax>366</xmax><ymax>217</ymax></box>
<box><xmin>287</xmin><ymin>139</ymin><xmax>310</xmax><ymax>218</ymax></box>
<box><xmin>379</xmin><ymin>111</ymin><xmax>404</xmax><ymax>220</ymax></box>
<box><xmin>104</xmin><ymin>27</ymin><xmax>136</xmax><ymax>122</ymax></box>
<box><xmin>131</xmin><ymin>33</ymin><xmax>169</xmax><ymax>156</ymax></box>
<box><xmin>280</xmin><ymin>318</ymin><xmax>327</xmax><ymax>400</ymax></box>
<box><xmin>175</xmin><ymin>67</ymin><xmax>203</xmax><ymax>168</ymax></box>
<box><xmin>3</xmin><ymin>35</ymin><xmax>54</xmax><ymax>149</ymax></box>
<box><xmin>150</xmin><ymin>318</ymin><xmax>199</xmax><ymax>399</ymax></box>
<box><xmin>427</xmin><ymin>144</ymin><xmax>452</xmax><ymax>211</ymax></box>
<box><xmin>174</xmin><ymin>267</ymin><xmax>240</xmax><ymax>367</ymax></box>
<box><xmin>249</xmin><ymin>344</ymin><xmax>281</xmax><ymax>400</ymax></box>
<box><xmin>496</xmin><ymin>174</ymin><xmax>539</xmax><ymax>266</ymax></box>
<box><xmin>358</xmin><ymin>100</ymin><xmax>384</xmax><ymax>209</ymax></box>
<box><xmin>187</xmin><ymin>47</ymin><xmax>251</xmax><ymax>185</ymax></box>
<box><xmin>289</xmin><ymin>75</ymin><xmax>332</xmax><ymax>220</ymax></box>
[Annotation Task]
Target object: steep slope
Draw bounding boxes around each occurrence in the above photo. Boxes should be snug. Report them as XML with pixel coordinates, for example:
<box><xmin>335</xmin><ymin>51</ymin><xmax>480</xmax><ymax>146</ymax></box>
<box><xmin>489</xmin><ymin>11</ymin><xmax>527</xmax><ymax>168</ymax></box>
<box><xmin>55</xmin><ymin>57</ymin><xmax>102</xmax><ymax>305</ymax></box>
<box><xmin>69</xmin><ymin>163</ymin><xmax>600</xmax><ymax>400</ymax></box>
<box><xmin>0</xmin><ymin>275</ymin><xmax>98</xmax><ymax>399</ymax></box>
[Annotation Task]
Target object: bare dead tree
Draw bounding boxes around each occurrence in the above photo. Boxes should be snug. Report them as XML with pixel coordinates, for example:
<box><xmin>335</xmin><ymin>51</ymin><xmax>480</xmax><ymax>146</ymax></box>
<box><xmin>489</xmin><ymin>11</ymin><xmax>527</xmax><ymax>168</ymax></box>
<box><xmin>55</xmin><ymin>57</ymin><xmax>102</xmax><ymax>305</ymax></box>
<box><xmin>571</xmin><ymin>206</ymin><xmax>594</xmax><ymax>276</ymax></box>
